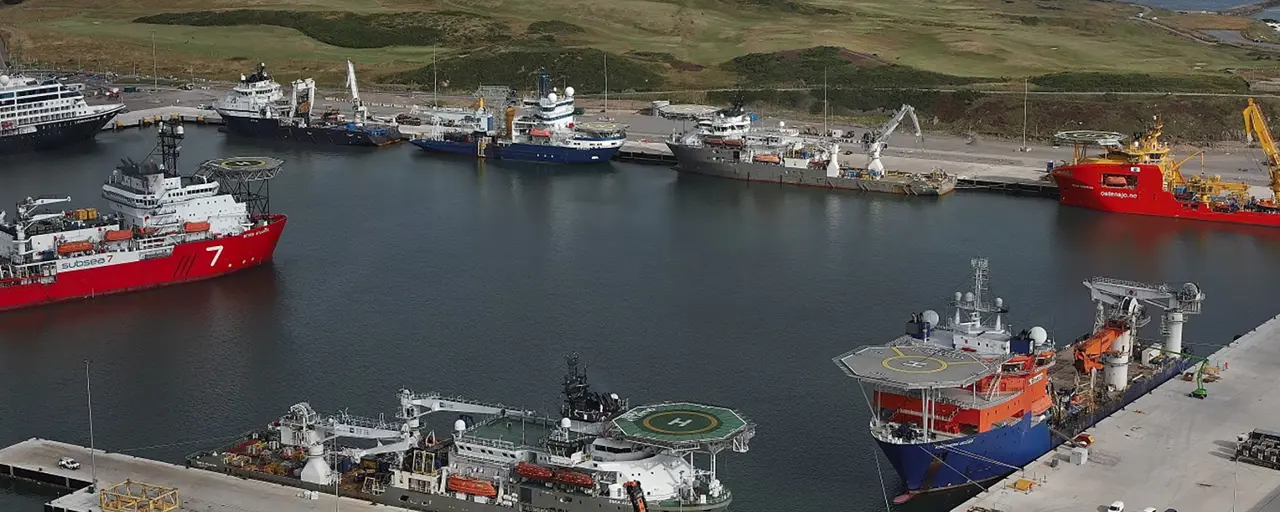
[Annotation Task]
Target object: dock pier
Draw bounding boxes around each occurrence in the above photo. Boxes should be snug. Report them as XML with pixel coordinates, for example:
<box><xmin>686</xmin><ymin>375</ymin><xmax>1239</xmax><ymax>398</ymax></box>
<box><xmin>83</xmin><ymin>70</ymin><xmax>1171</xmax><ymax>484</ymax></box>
<box><xmin>0</xmin><ymin>438</ymin><xmax>387</xmax><ymax>512</ymax></box>
<box><xmin>952</xmin><ymin>312</ymin><xmax>1280</xmax><ymax>512</ymax></box>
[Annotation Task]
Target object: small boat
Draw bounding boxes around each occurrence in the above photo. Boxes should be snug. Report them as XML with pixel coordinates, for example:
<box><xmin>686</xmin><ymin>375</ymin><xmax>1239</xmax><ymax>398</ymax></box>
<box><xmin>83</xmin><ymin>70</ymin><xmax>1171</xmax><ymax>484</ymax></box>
<box><xmin>104</xmin><ymin>230</ymin><xmax>133</xmax><ymax>242</ymax></box>
<box><xmin>515</xmin><ymin>461</ymin><xmax>553</xmax><ymax>481</ymax></box>
<box><xmin>553</xmin><ymin>470</ymin><xmax>594</xmax><ymax>487</ymax></box>
<box><xmin>184</xmin><ymin>221</ymin><xmax>211</xmax><ymax>233</ymax></box>
<box><xmin>57</xmin><ymin>241</ymin><xmax>94</xmax><ymax>255</ymax></box>
<box><xmin>446</xmin><ymin>476</ymin><xmax>497</xmax><ymax>497</ymax></box>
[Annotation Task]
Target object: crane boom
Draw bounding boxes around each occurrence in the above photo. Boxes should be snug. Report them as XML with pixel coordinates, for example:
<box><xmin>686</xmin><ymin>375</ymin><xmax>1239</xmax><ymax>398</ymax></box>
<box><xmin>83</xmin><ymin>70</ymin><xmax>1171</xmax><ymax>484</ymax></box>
<box><xmin>1242</xmin><ymin>97</ymin><xmax>1280</xmax><ymax>199</ymax></box>
<box><xmin>866</xmin><ymin>104</ymin><xmax>922</xmax><ymax>176</ymax></box>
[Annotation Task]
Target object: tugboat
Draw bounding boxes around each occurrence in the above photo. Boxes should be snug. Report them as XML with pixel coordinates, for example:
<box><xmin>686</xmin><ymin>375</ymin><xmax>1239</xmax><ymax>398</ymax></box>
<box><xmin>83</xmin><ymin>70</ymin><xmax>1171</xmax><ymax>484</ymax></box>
<box><xmin>409</xmin><ymin>70</ymin><xmax>627</xmax><ymax>164</ymax></box>
<box><xmin>187</xmin><ymin>355</ymin><xmax>755</xmax><ymax>512</ymax></box>
<box><xmin>834</xmin><ymin>258</ymin><xmax>1203</xmax><ymax>501</ymax></box>
<box><xmin>0</xmin><ymin>120</ymin><xmax>287</xmax><ymax>312</ymax></box>
<box><xmin>0</xmin><ymin>73</ymin><xmax>125</xmax><ymax>155</ymax></box>
<box><xmin>216</xmin><ymin>61</ymin><xmax>401</xmax><ymax>147</ymax></box>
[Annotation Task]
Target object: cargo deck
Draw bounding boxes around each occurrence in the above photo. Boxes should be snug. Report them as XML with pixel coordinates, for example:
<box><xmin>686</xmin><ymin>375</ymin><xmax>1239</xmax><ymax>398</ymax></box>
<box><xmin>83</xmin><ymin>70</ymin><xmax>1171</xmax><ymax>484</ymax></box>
<box><xmin>953</xmin><ymin>313</ymin><xmax>1280</xmax><ymax>512</ymax></box>
<box><xmin>0</xmin><ymin>438</ymin><xmax>389</xmax><ymax>512</ymax></box>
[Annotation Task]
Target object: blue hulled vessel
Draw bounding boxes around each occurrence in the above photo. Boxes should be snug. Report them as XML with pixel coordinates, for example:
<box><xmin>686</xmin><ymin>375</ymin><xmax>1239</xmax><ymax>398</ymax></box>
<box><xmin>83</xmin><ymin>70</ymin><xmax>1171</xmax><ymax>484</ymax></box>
<box><xmin>833</xmin><ymin>259</ymin><xmax>1203</xmax><ymax>502</ymax></box>
<box><xmin>409</xmin><ymin>71</ymin><xmax>626</xmax><ymax>164</ymax></box>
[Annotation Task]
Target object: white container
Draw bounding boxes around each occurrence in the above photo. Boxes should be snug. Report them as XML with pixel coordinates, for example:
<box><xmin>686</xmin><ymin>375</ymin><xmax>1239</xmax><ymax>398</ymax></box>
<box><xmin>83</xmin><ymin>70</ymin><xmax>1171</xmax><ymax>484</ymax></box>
<box><xmin>1071</xmin><ymin>447</ymin><xmax>1089</xmax><ymax>465</ymax></box>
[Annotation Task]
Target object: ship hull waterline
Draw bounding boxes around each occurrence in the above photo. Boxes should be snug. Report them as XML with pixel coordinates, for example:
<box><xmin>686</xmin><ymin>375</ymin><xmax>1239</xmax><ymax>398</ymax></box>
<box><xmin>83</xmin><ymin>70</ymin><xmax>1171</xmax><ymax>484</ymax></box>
<box><xmin>1052</xmin><ymin>162</ymin><xmax>1280</xmax><ymax>227</ymax></box>
<box><xmin>219</xmin><ymin>113</ymin><xmax>402</xmax><ymax>147</ymax></box>
<box><xmin>410</xmin><ymin>137</ymin><xmax>621</xmax><ymax>164</ymax></box>
<box><xmin>879</xmin><ymin>358</ymin><xmax>1194</xmax><ymax>499</ymax></box>
<box><xmin>0</xmin><ymin>215</ymin><xmax>287</xmax><ymax>312</ymax></box>
<box><xmin>0</xmin><ymin>107</ymin><xmax>125</xmax><ymax>155</ymax></box>
<box><xmin>666</xmin><ymin>143</ymin><xmax>957</xmax><ymax>196</ymax></box>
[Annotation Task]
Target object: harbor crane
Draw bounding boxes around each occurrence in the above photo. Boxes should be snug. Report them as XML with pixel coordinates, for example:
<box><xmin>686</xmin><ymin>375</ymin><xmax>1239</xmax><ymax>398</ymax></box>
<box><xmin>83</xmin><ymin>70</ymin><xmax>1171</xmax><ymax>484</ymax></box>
<box><xmin>345</xmin><ymin>60</ymin><xmax>366</xmax><ymax>126</ymax></box>
<box><xmin>1074</xmin><ymin>277</ymin><xmax>1205</xmax><ymax>395</ymax></box>
<box><xmin>863</xmin><ymin>104</ymin><xmax>921</xmax><ymax>178</ymax></box>
<box><xmin>1242</xmin><ymin>97</ymin><xmax>1280</xmax><ymax>203</ymax></box>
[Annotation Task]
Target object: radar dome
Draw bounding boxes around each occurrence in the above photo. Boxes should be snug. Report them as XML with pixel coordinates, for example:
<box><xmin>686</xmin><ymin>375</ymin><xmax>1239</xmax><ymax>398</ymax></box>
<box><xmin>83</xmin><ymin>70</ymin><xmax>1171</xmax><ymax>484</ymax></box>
<box><xmin>175</xmin><ymin>125</ymin><xmax>185</xmax><ymax>136</ymax></box>
<box><xmin>964</xmin><ymin>292</ymin><xmax>974</xmax><ymax>303</ymax></box>
<box><xmin>778</xmin><ymin>121</ymin><xmax>786</xmax><ymax>128</ymax></box>
<box><xmin>548</xmin><ymin>92</ymin><xmax>558</xmax><ymax>102</ymax></box>
<box><xmin>921</xmin><ymin>310</ymin><xmax>940</xmax><ymax>327</ymax></box>
<box><xmin>1182</xmin><ymin>282</ymin><xmax>1202</xmax><ymax>298</ymax></box>
<box><xmin>565</xmin><ymin>86</ymin><xmax>575</xmax><ymax>97</ymax></box>
<box><xmin>995</xmin><ymin>297</ymin><xmax>1003</xmax><ymax>308</ymax></box>
<box><xmin>1029</xmin><ymin>326</ymin><xmax>1048</xmax><ymax>344</ymax></box>
<box><xmin>954</xmin><ymin>291</ymin><xmax>963</xmax><ymax>301</ymax></box>
<box><xmin>609</xmin><ymin>393</ymin><xmax>619</xmax><ymax>400</ymax></box>
<box><xmin>0</xmin><ymin>75</ymin><xmax>9</xmax><ymax>86</ymax></box>
<box><xmin>560</xmin><ymin>417</ymin><xmax>572</xmax><ymax>429</ymax></box>
<box><xmin>454</xmin><ymin>419</ymin><xmax>466</xmax><ymax>432</ymax></box>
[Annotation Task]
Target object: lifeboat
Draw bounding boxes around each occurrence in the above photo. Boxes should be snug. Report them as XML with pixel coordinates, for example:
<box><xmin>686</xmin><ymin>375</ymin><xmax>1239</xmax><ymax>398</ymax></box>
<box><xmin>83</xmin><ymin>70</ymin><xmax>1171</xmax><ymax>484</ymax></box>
<box><xmin>184</xmin><ymin>221</ymin><xmax>211</xmax><ymax>233</ymax></box>
<box><xmin>104</xmin><ymin>230</ymin><xmax>133</xmax><ymax>242</ymax></box>
<box><xmin>515</xmin><ymin>461</ymin><xmax>553</xmax><ymax>481</ymax></box>
<box><xmin>530</xmin><ymin>128</ymin><xmax>552</xmax><ymax>138</ymax></box>
<box><xmin>553</xmin><ymin>470</ymin><xmax>594</xmax><ymax>488</ymax></box>
<box><xmin>1103</xmin><ymin>175</ymin><xmax>1129</xmax><ymax>187</ymax></box>
<box><xmin>446</xmin><ymin>476</ymin><xmax>497</xmax><ymax>497</ymax></box>
<box><xmin>753</xmin><ymin>154</ymin><xmax>781</xmax><ymax>164</ymax></box>
<box><xmin>138</xmin><ymin>227</ymin><xmax>159</xmax><ymax>236</ymax></box>
<box><xmin>705</xmin><ymin>137</ymin><xmax>744</xmax><ymax>147</ymax></box>
<box><xmin>57</xmin><ymin>241</ymin><xmax>94</xmax><ymax>255</ymax></box>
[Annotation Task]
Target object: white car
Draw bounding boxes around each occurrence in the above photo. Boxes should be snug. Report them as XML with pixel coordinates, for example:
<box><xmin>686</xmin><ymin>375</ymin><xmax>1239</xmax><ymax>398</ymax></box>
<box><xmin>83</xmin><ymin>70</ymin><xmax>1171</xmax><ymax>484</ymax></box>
<box><xmin>1107</xmin><ymin>502</ymin><xmax>1124</xmax><ymax>512</ymax></box>
<box><xmin>57</xmin><ymin>457</ymin><xmax>80</xmax><ymax>470</ymax></box>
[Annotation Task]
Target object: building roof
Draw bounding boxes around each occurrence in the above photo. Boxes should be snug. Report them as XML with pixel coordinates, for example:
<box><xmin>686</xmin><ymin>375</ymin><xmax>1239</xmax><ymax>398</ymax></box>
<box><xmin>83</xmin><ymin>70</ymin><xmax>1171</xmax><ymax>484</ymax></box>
<box><xmin>833</xmin><ymin>338</ymin><xmax>1006</xmax><ymax>389</ymax></box>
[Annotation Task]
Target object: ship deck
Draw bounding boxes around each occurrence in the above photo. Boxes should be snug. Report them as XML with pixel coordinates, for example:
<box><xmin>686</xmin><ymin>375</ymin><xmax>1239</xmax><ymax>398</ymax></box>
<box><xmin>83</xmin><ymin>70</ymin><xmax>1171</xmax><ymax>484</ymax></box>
<box><xmin>465</xmin><ymin>415</ymin><xmax>558</xmax><ymax>447</ymax></box>
<box><xmin>834</xmin><ymin>339</ymin><xmax>1007</xmax><ymax>390</ymax></box>
<box><xmin>0</xmin><ymin>438</ymin><xmax>389</xmax><ymax>512</ymax></box>
<box><xmin>954</xmin><ymin>313</ymin><xmax>1280</xmax><ymax>512</ymax></box>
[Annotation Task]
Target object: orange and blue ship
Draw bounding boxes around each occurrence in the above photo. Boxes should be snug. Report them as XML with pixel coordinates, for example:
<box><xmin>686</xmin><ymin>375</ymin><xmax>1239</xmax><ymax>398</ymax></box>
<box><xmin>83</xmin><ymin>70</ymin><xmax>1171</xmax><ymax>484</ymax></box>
<box><xmin>834</xmin><ymin>259</ymin><xmax>1203</xmax><ymax>502</ymax></box>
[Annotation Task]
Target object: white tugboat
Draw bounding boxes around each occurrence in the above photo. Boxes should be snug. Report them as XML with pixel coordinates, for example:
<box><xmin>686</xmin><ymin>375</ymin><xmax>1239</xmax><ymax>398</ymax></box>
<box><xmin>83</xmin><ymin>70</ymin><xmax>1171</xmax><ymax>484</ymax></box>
<box><xmin>188</xmin><ymin>355</ymin><xmax>754</xmax><ymax>512</ymax></box>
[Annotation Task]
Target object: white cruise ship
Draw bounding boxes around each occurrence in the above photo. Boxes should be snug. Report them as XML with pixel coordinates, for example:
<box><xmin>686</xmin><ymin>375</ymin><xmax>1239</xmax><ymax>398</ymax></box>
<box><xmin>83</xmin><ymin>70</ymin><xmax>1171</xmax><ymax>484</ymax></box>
<box><xmin>0</xmin><ymin>73</ymin><xmax>126</xmax><ymax>155</ymax></box>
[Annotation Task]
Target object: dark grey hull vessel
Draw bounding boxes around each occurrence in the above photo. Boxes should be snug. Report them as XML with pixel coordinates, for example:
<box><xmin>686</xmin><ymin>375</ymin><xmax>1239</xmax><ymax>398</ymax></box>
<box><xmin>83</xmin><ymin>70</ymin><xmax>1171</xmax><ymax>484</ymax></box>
<box><xmin>667</xmin><ymin>142</ymin><xmax>956</xmax><ymax>196</ymax></box>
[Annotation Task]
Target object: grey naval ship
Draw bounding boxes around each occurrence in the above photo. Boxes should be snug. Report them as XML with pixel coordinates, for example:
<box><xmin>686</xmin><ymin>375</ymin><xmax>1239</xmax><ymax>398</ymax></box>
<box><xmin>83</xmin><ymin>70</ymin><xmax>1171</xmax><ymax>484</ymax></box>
<box><xmin>666</xmin><ymin>102</ymin><xmax>956</xmax><ymax>195</ymax></box>
<box><xmin>187</xmin><ymin>356</ymin><xmax>755</xmax><ymax>512</ymax></box>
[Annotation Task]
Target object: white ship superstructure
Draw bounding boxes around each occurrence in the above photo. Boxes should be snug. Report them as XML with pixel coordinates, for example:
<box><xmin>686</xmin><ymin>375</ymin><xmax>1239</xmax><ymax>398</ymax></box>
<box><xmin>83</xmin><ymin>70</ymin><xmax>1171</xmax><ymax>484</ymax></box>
<box><xmin>191</xmin><ymin>356</ymin><xmax>753</xmax><ymax>512</ymax></box>
<box><xmin>0</xmin><ymin>73</ymin><xmax>125</xmax><ymax>154</ymax></box>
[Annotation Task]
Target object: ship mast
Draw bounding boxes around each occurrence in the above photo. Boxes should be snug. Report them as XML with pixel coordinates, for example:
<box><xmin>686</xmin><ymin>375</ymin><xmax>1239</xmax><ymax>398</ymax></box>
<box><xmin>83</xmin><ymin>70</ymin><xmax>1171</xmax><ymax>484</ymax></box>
<box><xmin>158</xmin><ymin>118</ymin><xmax>184</xmax><ymax>176</ymax></box>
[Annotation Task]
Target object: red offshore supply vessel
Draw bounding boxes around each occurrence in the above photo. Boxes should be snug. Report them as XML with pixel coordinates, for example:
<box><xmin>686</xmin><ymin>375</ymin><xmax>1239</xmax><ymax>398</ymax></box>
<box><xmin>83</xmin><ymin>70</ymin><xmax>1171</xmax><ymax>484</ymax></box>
<box><xmin>1050</xmin><ymin>98</ymin><xmax>1280</xmax><ymax>227</ymax></box>
<box><xmin>0</xmin><ymin>120</ymin><xmax>287</xmax><ymax>312</ymax></box>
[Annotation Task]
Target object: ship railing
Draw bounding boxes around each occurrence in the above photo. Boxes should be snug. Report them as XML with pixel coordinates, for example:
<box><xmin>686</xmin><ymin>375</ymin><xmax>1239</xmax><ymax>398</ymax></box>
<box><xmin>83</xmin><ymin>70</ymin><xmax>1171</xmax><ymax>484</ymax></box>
<box><xmin>326</xmin><ymin>411</ymin><xmax>402</xmax><ymax>431</ymax></box>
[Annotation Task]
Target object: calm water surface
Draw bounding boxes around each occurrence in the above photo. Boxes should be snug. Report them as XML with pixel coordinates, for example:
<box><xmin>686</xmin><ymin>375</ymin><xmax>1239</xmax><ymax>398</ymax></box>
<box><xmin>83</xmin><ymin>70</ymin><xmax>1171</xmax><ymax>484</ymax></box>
<box><xmin>2</xmin><ymin>127</ymin><xmax>1279</xmax><ymax>511</ymax></box>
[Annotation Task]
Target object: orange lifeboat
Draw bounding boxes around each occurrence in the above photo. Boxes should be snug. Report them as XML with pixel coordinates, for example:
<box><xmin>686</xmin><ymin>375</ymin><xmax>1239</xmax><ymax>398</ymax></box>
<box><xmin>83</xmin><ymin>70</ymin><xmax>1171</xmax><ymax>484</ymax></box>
<box><xmin>515</xmin><ymin>462</ymin><xmax>553</xmax><ymax>481</ymax></box>
<box><xmin>553</xmin><ymin>470</ymin><xmax>594</xmax><ymax>488</ymax></box>
<box><xmin>1103</xmin><ymin>175</ymin><xmax>1129</xmax><ymax>187</ymax></box>
<box><xmin>706</xmin><ymin>137</ymin><xmax>744</xmax><ymax>147</ymax></box>
<box><xmin>57</xmin><ymin>241</ymin><xmax>94</xmax><ymax>255</ymax></box>
<box><xmin>104</xmin><ymin>230</ymin><xmax>133</xmax><ymax>242</ymax></box>
<box><xmin>446</xmin><ymin>476</ymin><xmax>497</xmax><ymax>497</ymax></box>
<box><xmin>184</xmin><ymin>221</ymin><xmax>211</xmax><ymax>233</ymax></box>
<box><xmin>530</xmin><ymin>129</ymin><xmax>552</xmax><ymax>138</ymax></box>
<box><xmin>753</xmin><ymin>154</ymin><xmax>781</xmax><ymax>164</ymax></box>
<box><xmin>138</xmin><ymin>227</ymin><xmax>159</xmax><ymax>236</ymax></box>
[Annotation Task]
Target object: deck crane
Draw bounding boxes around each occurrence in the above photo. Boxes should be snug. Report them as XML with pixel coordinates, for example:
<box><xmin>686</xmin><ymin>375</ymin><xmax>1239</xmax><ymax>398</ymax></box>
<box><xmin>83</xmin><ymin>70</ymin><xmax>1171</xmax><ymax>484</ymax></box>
<box><xmin>1076</xmin><ymin>277</ymin><xmax>1205</xmax><ymax>394</ymax></box>
<box><xmin>1242</xmin><ymin>97</ymin><xmax>1280</xmax><ymax>203</ymax></box>
<box><xmin>276</xmin><ymin>390</ymin><xmax>542</xmax><ymax>485</ymax></box>
<box><xmin>345</xmin><ymin>60</ymin><xmax>367</xmax><ymax>126</ymax></box>
<box><xmin>863</xmin><ymin>104</ymin><xmax>921</xmax><ymax>178</ymax></box>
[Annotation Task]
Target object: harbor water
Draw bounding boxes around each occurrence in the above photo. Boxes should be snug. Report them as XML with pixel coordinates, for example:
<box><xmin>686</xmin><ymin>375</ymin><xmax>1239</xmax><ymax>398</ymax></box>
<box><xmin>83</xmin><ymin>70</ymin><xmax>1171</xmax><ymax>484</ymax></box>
<box><xmin>2</xmin><ymin>126</ymin><xmax>1280</xmax><ymax>511</ymax></box>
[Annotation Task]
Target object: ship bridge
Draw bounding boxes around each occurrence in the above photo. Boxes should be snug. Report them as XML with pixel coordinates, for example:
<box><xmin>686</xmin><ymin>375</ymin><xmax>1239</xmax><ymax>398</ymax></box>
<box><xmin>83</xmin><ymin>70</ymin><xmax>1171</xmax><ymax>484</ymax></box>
<box><xmin>833</xmin><ymin>337</ymin><xmax>1007</xmax><ymax>390</ymax></box>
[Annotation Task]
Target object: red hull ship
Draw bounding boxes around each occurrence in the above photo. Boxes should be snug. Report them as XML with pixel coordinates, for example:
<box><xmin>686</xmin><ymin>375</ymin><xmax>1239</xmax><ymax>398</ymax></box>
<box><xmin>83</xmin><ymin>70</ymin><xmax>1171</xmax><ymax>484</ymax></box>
<box><xmin>1051</xmin><ymin>99</ymin><xmax>1280</xmax><ymax>227</ymax></box>
<box><xmin>0</xmin><ymin>121</ymin><xmax>286</xmax><ymax>312</ymax></box>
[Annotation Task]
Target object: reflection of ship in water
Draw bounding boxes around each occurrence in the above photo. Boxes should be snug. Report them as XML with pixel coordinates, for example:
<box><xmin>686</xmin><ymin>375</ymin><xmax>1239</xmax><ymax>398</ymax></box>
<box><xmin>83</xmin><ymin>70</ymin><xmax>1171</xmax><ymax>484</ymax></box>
<box><xmin>1056</xmin><ymin>204</ymin><xmax>1280</xmax><ymax>261</ymax></box>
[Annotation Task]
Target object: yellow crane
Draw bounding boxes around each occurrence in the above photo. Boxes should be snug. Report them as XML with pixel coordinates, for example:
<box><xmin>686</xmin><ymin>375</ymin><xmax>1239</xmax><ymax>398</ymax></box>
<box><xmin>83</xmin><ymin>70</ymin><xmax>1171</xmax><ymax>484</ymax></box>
<box><xmin>1243</xmin><ymin>97</ymin><xmax>1280</xmax><ymax>203</ymax></box>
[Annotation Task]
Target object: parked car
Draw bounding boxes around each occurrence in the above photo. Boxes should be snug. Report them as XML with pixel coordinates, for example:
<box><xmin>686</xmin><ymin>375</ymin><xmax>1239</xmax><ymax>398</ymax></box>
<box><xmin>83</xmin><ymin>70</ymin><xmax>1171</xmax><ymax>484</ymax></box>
<box><xmin>57</xmin><ymin>457</ymin><xmax>80</xmax><ymax>470</ymax></box>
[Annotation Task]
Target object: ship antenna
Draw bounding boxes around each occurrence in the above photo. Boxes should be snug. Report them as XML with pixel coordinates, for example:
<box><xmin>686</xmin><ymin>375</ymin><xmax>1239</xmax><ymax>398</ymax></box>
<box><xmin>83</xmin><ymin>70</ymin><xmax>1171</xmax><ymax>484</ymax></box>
<box><xmin>85</xmin><ymin>359</ymin><xmax>98</xmax><ymax>492</ymax></box>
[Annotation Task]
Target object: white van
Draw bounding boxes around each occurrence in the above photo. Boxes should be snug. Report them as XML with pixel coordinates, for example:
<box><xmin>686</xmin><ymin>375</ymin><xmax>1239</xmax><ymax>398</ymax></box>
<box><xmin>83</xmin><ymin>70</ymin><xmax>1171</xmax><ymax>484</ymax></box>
<box><xmin>1107</xmin><ymin>502</ymin><xmax>1124</xmax><ymax>512</ymax></box>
